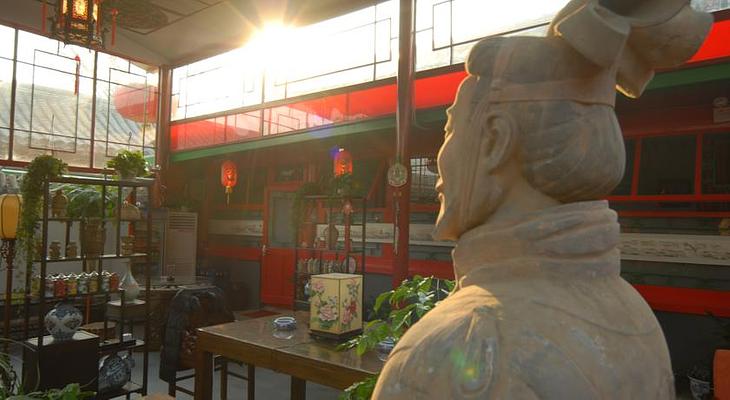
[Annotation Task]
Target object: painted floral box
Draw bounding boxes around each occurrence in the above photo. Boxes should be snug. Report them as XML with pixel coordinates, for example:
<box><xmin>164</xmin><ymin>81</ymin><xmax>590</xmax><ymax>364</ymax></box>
<box><xmin>309</xmin><ymin>273</ymin><xmax>363</xmax><ymax>339</ymax></box>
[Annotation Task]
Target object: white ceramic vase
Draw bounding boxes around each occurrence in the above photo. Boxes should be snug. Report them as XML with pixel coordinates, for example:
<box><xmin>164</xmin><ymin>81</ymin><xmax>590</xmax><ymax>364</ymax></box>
<box><xmin>120</xmin><ymin>261</ymin><xmax>140</xmax><ymax>301</ymax></box>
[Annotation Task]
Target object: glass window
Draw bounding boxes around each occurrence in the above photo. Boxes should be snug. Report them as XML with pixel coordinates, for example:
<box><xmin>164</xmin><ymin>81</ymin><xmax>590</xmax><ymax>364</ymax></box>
<box><xmin>411</xmin><ymin>157</ymin><xmax>439</xmax><ymax>203</ymax></box>
<box><xmin>691</xmin><ymin>0</ymin><xmax>730</xmax><ymax>12</ymax></box>
<box><xmin>13</xmin><ymin>31</ymin><xmax>95</xmax><ymax>165</ymax></box>
<box><xmin>702</xmin><ymin>132</ymin><xmax>730</xmax><ymax>194</ymax></box>
<box><xmin>0</xmin><ymin>24</ymin><xmax>159</xmax><ymax>168</ymax></box>
<box><xmin>94</xmin><ymin>52</ymin><xmax>158</xmax><ymax>169</ymax></box>
<box><xmin>611</xmin><ymin>138</ymin><xmax>635</xmax><ymax>195</ymax></box>
<box><xmin>171</xmin><ymin>2</ymin><xmax>399</xmax><ymax>121</ymax></box>
<box><xmin>638</xmin><ymin>135</ymin><xmax>696</xmax><ymax>195</ymax></box>
<box><xmin>415</xmin><ymin>0</ymin><xmax>569</xmax><ymax>71</ymax></box>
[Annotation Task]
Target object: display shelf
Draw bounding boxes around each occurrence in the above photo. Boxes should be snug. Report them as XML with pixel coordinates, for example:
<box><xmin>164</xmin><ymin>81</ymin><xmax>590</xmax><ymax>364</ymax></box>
<box><xmin>97</xmin><ymin>381</ymin><xmax>144</xmax><ymax>399</ymax></box>
<box><xmin>46</xmin><ymin>217</ymin><xmax>143</xmax><ymax>223</ymax></box>
<box><xmin>293</xmin><ymin>195</ymin><xmax>366</xmax><ymax>307</ymax></box>
<box><xmin>38</xmin><ymin>253</ymin><xmax>148</xmax><ymax>263</ymax></box>
<box><xmin>18</xmin><ymin>174</ymin><xmax>154</xmax><ymax>396</ymax></box>
<box><xmin>29</xmin><ymin>290</ymin><xmax>121</xmax><ymax>302</ymax></box>
<box><xmin>98</xmin><ymin>338</ymin><xmax>144</xmax><ymax>355</ymax></box>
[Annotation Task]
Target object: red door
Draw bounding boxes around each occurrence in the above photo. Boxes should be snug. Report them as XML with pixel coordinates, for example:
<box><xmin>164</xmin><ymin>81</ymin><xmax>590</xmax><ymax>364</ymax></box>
<box><xmin>260</xmin><ymin>187</ymin><xmax>297</xmax><ymax>307</ymax></box>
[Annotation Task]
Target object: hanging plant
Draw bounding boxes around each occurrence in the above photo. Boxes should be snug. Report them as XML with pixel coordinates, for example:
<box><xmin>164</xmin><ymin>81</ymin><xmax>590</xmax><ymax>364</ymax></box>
<box><xmin>106</xmin><ymin>150</ymin><xmax>148</xmax><ymax>179</ymax></box>
<box><xmin>18</xmin><ymin>155</ymin><xmax>67</xmax><ymax>269</ymax></box>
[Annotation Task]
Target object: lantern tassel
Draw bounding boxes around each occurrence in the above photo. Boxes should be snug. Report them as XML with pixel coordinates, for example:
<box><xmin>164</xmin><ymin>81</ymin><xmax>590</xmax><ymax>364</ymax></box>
<box><xmin>111</xmin><ymin>8</ymin><xmax>118</xmax><ymax>46</ymax></box>
<box><xmin>74</xmin><ymin>55</ymin><xmax>80</xmax><ymax>96</ymax></box>
<box><xmin>41</xmin><ymin>0</ymin><xmax>47</xmax><ymax>34</ymax></box>
<box><xmin>225</xmin><ymin>187</ymin><xmax>232</xmax><ymax>205</ymax></box>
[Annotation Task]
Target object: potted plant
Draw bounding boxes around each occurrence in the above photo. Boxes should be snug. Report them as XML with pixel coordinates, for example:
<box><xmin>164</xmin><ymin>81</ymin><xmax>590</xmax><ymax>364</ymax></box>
<box><xmin>18</xmin><ymin>155</ymin><xmax>67</xmax><ymax>267</ymax></box>
<box><xmin>65</xmin><ymin>185</ymin><xmax>116</xmax><ymax>258</ymax></box>
<box><xmin>337</xmin><ymin>276</ymin><xmax>454</xmax><ymax>399</ymax></box>
<box><xmin>106</xmin><ymin>150</ymin><xmax>148</xmax><ymax>180</ymax></box>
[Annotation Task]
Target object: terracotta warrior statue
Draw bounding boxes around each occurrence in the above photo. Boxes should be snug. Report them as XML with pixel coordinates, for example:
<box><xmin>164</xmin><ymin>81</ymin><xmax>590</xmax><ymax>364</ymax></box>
<box><xmin>373</xmin><ymin>1</ymin><xmax>711</xmax><ymax>399</ymax></box>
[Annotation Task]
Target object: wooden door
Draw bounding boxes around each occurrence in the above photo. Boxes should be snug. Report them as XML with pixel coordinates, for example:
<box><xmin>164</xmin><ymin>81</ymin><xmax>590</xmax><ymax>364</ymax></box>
<box><xmin>261</xmin><ymin>188</ymin><xmax>296</xmax><ymax>307</ymax></box>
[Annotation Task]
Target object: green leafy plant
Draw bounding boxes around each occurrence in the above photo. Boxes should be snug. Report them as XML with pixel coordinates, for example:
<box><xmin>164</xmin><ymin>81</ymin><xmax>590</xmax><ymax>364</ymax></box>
<box><xmin>106</xmin><ymin>150</ymin><xmax>147</xmax><ymax>179</ymax></box>
<box><xmin>18</xmin><ymin>155</ymin><xmax>67</xmax><ymax>270</ymax></box>
<box><xmin>63</xmin><ymin>185</ymin><xmax>116</xmax><ymax>219</ymax></box>
<box><xmin>337</xmin><ymin>276</ymin><xmax>454</xmax><ymax>400</ymax></box>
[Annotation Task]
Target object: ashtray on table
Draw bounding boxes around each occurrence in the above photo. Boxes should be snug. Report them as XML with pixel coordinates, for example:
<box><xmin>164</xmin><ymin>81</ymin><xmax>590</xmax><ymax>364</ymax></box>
<box><xmin>273</xmin><ymin>316</ymin><xmax>297</xmax><ymax>339</ymax></box>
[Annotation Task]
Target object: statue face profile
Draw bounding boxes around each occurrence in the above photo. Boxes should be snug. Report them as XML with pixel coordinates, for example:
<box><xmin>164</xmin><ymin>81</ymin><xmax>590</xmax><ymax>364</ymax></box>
<box><xmin>433</xmin><ymin>77</ymin><xmax>498</xmax><ymax>241</ymax></box>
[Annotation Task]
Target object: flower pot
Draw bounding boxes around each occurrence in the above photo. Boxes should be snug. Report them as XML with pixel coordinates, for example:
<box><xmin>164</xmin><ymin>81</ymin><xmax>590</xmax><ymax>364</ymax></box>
<box><xmin>81</xmin><ymin>219</ymin><xmax>106</xmax><ymax>258</ymax></box>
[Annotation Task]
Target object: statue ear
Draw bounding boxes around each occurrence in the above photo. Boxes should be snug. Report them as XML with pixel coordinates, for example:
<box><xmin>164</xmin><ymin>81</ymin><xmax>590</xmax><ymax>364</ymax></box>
<box><xmin>479</xmin><ymin>111</ymin><xmax>515</xmax><ymax>172</ymax></box>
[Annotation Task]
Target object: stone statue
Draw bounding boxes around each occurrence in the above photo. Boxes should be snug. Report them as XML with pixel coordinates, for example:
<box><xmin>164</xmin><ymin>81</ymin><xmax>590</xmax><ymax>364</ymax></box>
<box><xmin>373</xmin><ymin>1</ymin><xmax>711</xmax><ymax>399</ymax></box>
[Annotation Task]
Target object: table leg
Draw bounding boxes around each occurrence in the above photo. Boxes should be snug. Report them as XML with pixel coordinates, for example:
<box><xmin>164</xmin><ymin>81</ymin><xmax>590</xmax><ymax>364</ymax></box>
<box><xmin>247</xmin><ymin>365</ymin><xmax>256</xmax><ymax>400</ymax></box>
<box><xmin>291</xmin><ymin>376</ymin><xmax>306</xmax><ymax>400</ymax></box>
<box><xmin>194</xmin><ymin>348</ymin><xmax>214</xmax><ymax>400</ymax></box>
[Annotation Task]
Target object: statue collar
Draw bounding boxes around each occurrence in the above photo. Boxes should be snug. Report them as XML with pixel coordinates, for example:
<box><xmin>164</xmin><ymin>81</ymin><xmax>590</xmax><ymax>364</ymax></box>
<box><xmin>452</xmin><ymin>200</ymin><xmax>620</xmax><ymax>287</ymax></box>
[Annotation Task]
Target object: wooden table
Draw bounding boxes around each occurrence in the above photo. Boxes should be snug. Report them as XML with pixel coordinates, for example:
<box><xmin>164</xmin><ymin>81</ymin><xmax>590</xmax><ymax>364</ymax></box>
<box><xmin>194</xmin><ymin>311</ymin><xmax>382</xmax><ymax>400</ymax></box>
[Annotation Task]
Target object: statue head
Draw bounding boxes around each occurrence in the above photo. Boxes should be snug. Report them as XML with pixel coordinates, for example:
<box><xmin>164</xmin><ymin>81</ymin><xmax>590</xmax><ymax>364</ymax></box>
<box><xmin>433</xmin><ymin>0</ymin><xmax>711</xmax><ymax>241</ymax></box>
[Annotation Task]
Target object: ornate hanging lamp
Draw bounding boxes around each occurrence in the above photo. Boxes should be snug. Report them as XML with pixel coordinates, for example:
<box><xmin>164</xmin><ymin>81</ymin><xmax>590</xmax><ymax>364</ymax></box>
<box><xmin>46</xmin><ymin>0</ymin><xmax>107</xmax><ymax>48</ymax></box>
<box><xmin>220</xmin><ymin>160</ymin><xmax>238</xmax><ymax>205</ymax></box>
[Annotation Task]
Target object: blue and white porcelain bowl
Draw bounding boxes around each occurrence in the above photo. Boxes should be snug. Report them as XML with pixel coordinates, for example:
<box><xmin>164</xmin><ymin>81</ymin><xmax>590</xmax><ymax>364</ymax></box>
<box><xmin>44</xmin><ymin>303</ymin><xmax>82</xmax><ymax>341</ymax></box>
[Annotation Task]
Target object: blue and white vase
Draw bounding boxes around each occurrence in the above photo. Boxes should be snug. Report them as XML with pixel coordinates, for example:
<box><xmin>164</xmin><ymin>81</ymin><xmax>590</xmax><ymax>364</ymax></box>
<box><xmin>99</xmin><ymin>353</ymin><xmax>135</xmax><ymax>392</ymax></box>
<box><xmin>44</xmin><ymin>303</ymin><xmax>82</xmax><ymax>341</ymax></box>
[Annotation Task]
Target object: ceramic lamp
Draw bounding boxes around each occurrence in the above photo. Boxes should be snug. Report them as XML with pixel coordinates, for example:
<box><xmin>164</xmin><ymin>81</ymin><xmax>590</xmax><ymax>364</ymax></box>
<box><xmin>309</xmin><ymin>273</ymin><xmax>362</xmax><ymax>339</ymax></box>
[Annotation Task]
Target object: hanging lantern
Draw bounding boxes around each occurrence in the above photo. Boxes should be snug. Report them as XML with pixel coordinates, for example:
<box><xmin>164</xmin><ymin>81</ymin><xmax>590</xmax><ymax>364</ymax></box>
<box><xmin>220</xmin><ymin>160</ymin><xmax>238</xmax><ymax>205</ymax></box>
<box><xmin>333</xmin><ymin>148</ymin><xmax>352</xmax><ymax>177</ymax></box>
<box><xmin>49</xmin><ymin>0</ymin><xmax>104</xmax><ymax>48</ymax></box>
<box><xmin>0</xmin><ymin>194</ymin><xmax>22</xmax><ymax>240</ymax></box>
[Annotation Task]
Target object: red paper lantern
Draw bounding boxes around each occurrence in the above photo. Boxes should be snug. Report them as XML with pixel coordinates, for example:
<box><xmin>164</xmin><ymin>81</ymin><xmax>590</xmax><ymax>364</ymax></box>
<box><xmin>113</xmin><ymin>84</ymin><xmax>158</xmax><ymax>123</ymax></box>
<box><xmin>333</xmin><ymin>148</ymin><xmax>352</xmax><ymax>177</ymax></box>
<box><xmin>220</xmin><ymin>160</ymin><xmax>238</xmax><ymax>204</ymax></box>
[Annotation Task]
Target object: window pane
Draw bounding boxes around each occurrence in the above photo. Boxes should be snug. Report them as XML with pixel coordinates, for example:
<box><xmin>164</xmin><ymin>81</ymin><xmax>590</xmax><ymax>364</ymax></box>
<box><xmin>611</xmin><ymin>138</ymin><xmax>635</xmax><ymax>195</ymax></box>
<box><xmin>638</xmin><ymin>135</ymin><xmax>696</xmax><ymax>195</ymax></box>
<box><xmin>691</xmin><ymin>0</ymin><xmax>730</xmax><ymax>12</ymax></box>
<box><xmin>94</xmin><ymin>53</ymin><xmax>158</xmax><ymax>168</ymax></box>
<box><xmin>702</xmin><ymin>132</ymin><xmax>730</xmax><ymax>194</ymax></box>
<box><xmin>411</xmin><ymin>157</ymin><xmax>438</xmax><ymax>203</ymax></box>
<box><xmin>0</xmin><ymin>25</ymin><xmax>14</xmax><ymax>59</ymax></box>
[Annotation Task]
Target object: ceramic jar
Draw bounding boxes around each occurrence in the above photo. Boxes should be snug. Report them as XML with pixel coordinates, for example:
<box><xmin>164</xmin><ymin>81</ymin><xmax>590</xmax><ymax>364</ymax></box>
<box><xmin>77</xmin><ymin>273</ymin><xmax>89</xmax><ymax>294</ymax></box>
<box><xmin>49</xmin><ymin>241</ymin><xmax>62</xmax><ymax>260</ymax></box>
<box><xmin>53</xmin><ymin>275</ymin><xmax>66</xmax><ymax>297</ymax></box>
<box><xmin>44</xmin><ymin>303</ymin><xmax>82</xmax><ymax>341</ymax></box>
<box><xmin>101</xmin><ymin>271</ymin><xmax>111</xmax><ymax>292</ymax></box>
<box><xmin>51</xmin><ymin>189</ymin><xmax>68</xmax><ymax>218</ymax></box>
<box><xmin>66</xmin><ymin>242</ymin><xmax>78</xmax><ymax>258</ymax></box>
<box><xmin>109</xmin><ymin>272</ymin><xmax>119</xmax><ymax>291</ymax></box>
<box><xmin>88</xmin><ymin>271</ymin><xmax>99</xmax><ymax>293</ymax></box>
<box><xmin>98</xmin><ymin>353</ymin><xmax>134</xmax><ymax>392</ymax></box>
<box><xmin>66</xmin><ymin>273</ymin><xmax>78</xmax><ymax>296</ymax></box>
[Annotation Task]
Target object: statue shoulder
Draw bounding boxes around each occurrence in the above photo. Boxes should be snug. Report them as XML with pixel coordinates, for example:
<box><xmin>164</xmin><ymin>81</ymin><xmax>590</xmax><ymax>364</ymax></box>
<box><xmin>374</xmin><ymin>296</ymin><xmax>504</xmax><ymax>399</ymax></box>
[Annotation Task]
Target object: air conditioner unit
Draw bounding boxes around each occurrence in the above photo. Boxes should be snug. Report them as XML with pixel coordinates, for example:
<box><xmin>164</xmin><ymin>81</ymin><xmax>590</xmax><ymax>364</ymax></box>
<box><xmin>162</xmin><ymin>211</ymin><xmax>198</xmax><ymax>279</ymax></box>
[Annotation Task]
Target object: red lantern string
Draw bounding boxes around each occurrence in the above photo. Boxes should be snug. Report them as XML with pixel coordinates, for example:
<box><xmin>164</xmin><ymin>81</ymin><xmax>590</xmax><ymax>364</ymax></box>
<box><xmin>111</xmin><ymin>8</ymin><xmax>118</xmax><ymax>46</ymax></box>
<box><xmin>74</xmin><ymin>55</ymin><xmax>80</xmax><ymax>96</ymax></box>
<box><xmin>41</xmin><ymin>0</ymin><xmax>47</xmax><ymax>34</ymax></box>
